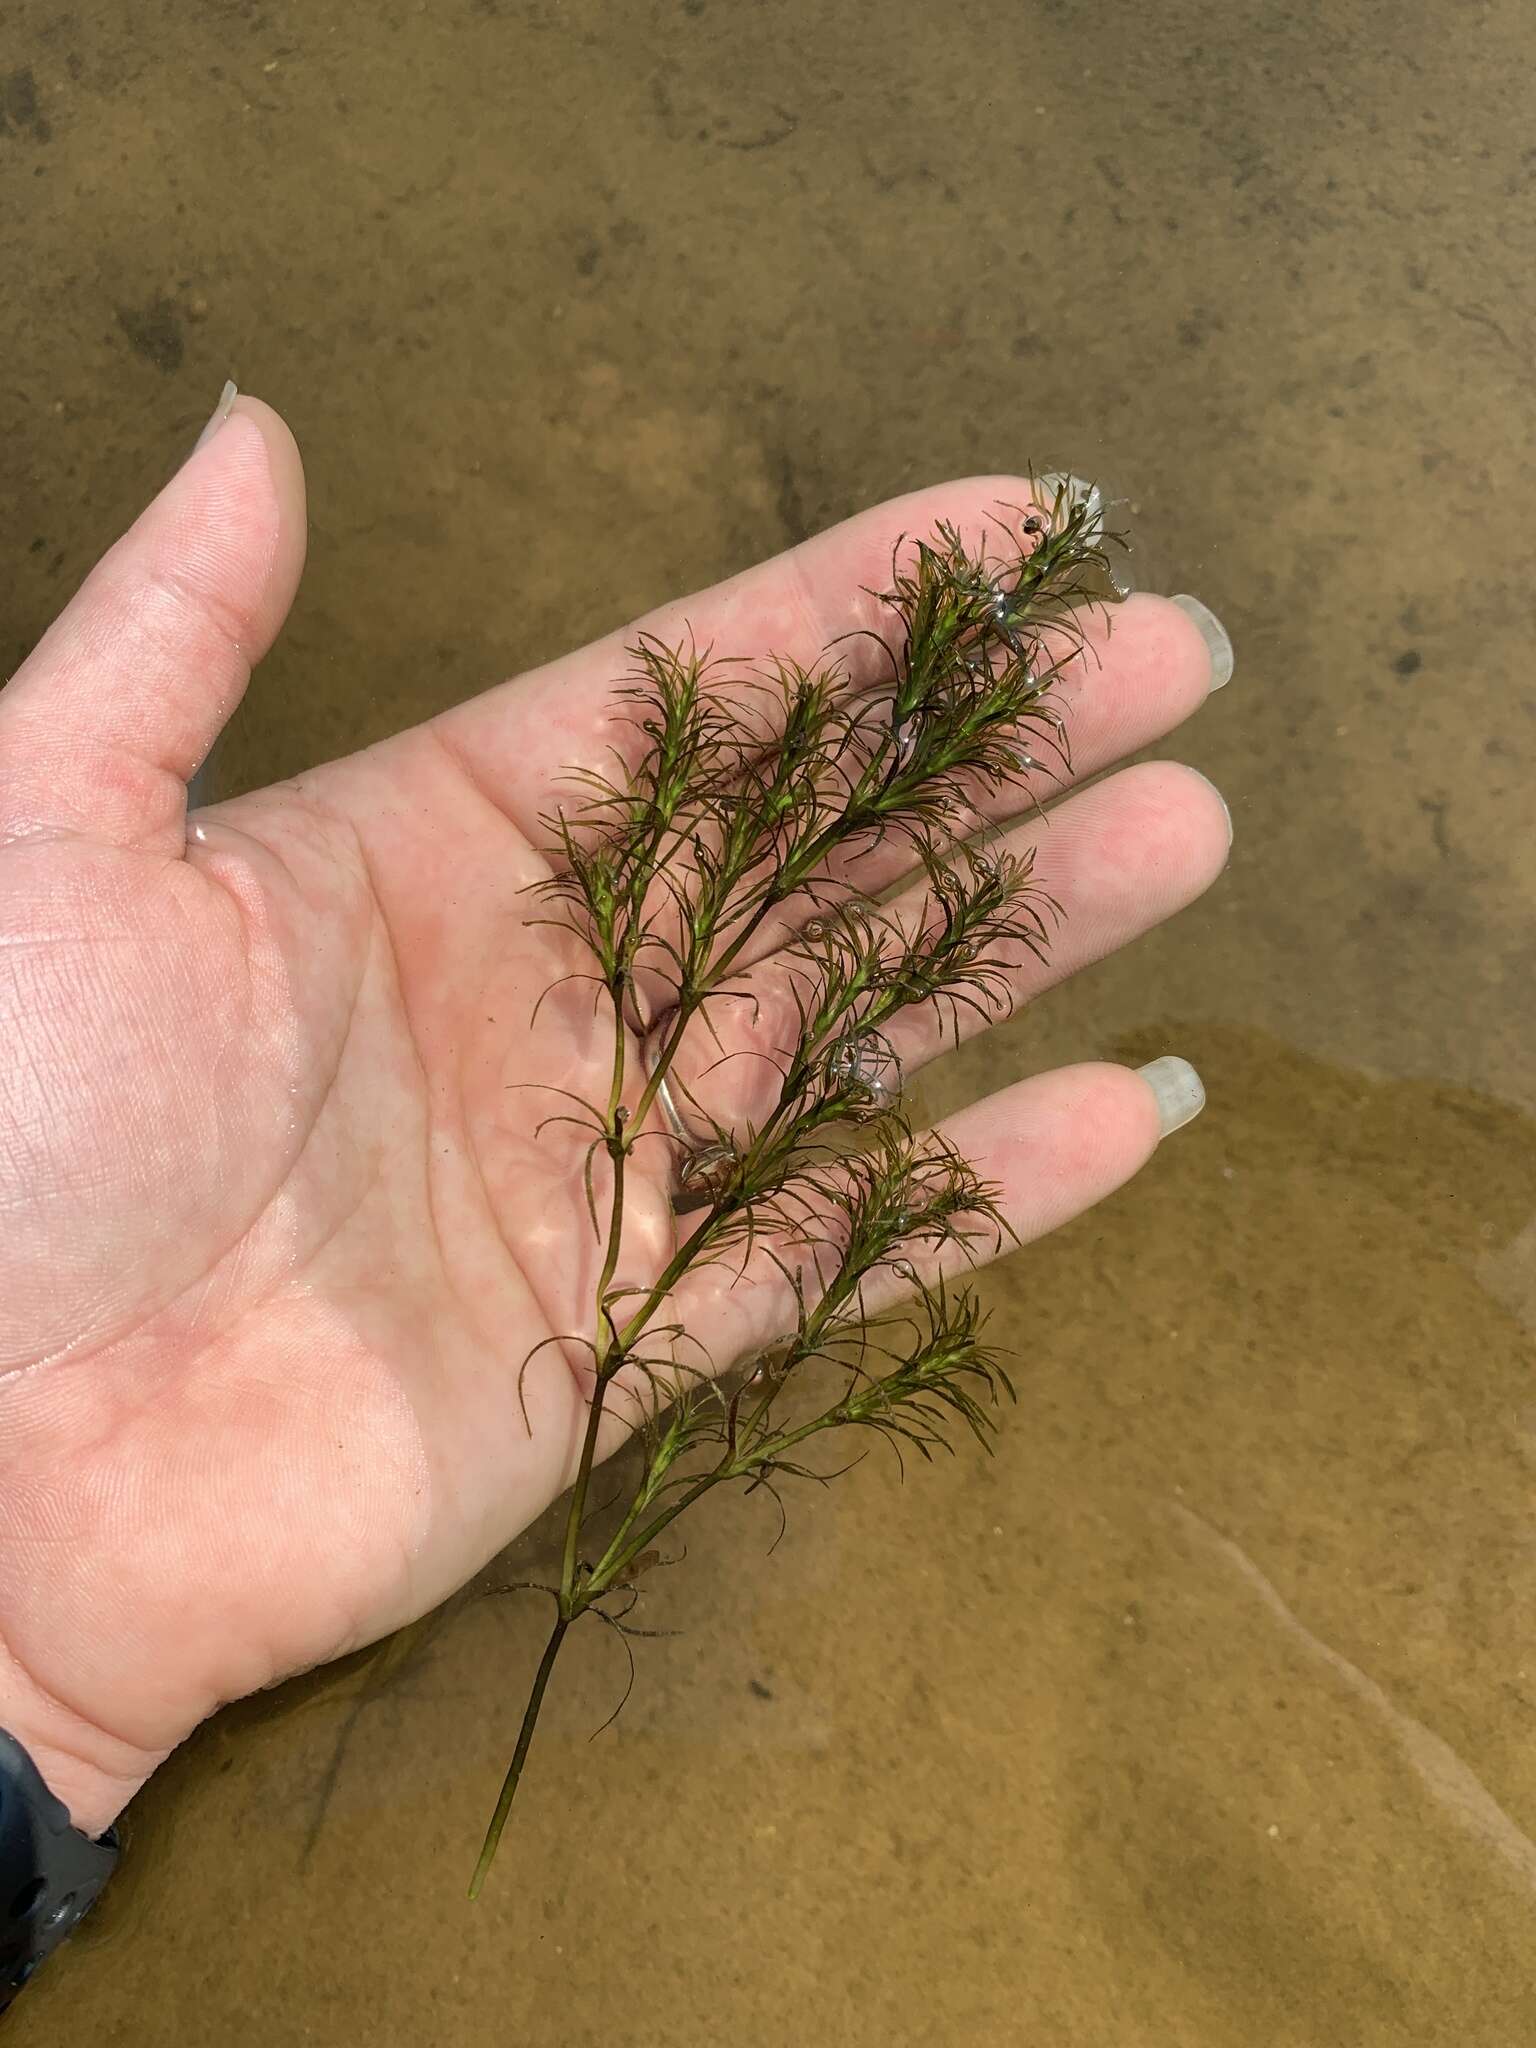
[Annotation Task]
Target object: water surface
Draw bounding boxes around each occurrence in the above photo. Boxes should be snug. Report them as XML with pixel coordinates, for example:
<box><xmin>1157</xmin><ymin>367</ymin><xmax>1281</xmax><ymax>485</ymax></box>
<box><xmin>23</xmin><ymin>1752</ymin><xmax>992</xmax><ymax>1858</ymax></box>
<box><xmin>4</xmin><ymin>1</ymin><xmax>1533</xmax><ymax>2040</ymax></box>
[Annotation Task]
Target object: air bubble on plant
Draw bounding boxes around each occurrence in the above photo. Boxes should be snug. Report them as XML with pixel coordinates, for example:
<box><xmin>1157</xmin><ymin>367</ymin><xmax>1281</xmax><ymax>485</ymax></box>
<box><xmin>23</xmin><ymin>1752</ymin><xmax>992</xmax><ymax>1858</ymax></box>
<box><xmin>825</xmin><ymin>1033</ymin><xmax>903</xmax><ymax>1115</ymax></box>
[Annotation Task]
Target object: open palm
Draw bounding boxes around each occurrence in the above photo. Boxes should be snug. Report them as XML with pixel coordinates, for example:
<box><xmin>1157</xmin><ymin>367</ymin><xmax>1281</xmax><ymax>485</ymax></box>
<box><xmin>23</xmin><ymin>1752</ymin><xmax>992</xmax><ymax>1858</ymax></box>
<box><xmin>0</xmin><ymin>398</ymin><xmax>1228</xmax><ymax>1835</ymax></box>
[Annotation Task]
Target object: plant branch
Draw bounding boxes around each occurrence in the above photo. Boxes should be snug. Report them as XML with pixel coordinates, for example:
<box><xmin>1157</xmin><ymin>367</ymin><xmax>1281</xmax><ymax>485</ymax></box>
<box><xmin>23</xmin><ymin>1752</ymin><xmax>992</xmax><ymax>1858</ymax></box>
<box><xmin>471</xmin><ymin>493</ymin><xmax>1127</xmax><ymax>1887</ymax></box>
<box><xmin>468</xmin><ymin>1615</ymin><xmax>569</xmax><ymax>1899</ymax></box>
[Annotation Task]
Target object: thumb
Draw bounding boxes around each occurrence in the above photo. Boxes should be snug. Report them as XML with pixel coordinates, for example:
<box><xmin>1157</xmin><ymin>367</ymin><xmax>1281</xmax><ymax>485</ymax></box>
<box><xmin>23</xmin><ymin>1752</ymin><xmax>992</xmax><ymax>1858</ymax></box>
<box><xmin>0</xmin><ymin>385</ymin><xmax>307</xmax><ymax>854</ymax></box>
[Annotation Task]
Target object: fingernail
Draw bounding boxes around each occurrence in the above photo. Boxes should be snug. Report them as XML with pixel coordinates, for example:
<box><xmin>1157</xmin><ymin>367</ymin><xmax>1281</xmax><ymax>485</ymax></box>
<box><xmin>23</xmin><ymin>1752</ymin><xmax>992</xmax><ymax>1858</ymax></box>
<box><xmin>193</xmin><ymin>378</ymin><xmax>239</xmax><ymax>454</ymax></box>
<box><xmin>1170</xmin><ymin>594</ymin><xmax>1234</xmax><ymax>691</ymax></box>
<box><xmin>1137</xmin><ymin>1055</ymin><xmax>1206</xmax><ymax>1139</ymax></box>
<box><xmin>1188</xmin><ymin>767</ymin><xmax>1233</xmax><ymax>848</ymax></box>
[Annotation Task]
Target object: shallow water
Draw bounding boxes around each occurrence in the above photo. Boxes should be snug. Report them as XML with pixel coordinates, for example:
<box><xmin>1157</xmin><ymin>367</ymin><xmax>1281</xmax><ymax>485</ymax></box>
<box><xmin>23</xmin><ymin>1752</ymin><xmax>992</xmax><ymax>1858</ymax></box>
<box><xmin>4</xmin><ymin>0</ymin><xmax>1535</xmax><ymax>2040</ymax></box>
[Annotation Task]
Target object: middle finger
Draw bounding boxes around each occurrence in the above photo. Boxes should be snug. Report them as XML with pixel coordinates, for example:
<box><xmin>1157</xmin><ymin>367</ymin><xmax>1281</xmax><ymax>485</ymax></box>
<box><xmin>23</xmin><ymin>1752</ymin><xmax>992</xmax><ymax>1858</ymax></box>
<box><xmin>654</xmin><ymin>758</ymin><xmax>1231</xmax><ymax>1142</ymax></box>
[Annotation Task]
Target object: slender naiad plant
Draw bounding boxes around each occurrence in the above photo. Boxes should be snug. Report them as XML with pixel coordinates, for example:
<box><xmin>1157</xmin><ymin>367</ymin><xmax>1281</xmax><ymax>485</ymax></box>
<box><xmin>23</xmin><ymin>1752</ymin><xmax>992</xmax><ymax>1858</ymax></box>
<box><xmin>469</xmin><ymin>482</ymin><xmax>1127</xmax><ymax>1895</ymax></box>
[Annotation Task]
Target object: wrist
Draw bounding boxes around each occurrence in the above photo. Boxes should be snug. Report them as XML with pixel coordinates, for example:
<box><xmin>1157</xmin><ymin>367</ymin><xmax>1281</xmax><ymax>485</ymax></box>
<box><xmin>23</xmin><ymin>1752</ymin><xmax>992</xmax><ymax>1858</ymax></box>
<box><xmin>0</xmin><ymin>1642</ymin><xmax>165</xmax><ymax>1840</ymax></box>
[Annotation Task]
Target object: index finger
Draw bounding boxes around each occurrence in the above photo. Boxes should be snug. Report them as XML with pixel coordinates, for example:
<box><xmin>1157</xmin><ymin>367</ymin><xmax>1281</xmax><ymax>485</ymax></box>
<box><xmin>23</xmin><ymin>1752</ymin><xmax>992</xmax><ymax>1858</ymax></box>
<box><xmin>429</xmin><ymin>473</ymin><xmax>1071</xmax><ymax>849</ymax></box>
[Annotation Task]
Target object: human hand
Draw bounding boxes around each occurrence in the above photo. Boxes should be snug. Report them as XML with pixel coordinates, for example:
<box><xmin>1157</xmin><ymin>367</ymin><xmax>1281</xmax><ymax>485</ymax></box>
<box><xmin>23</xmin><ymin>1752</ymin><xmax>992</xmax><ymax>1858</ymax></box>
<box><xmin>0</xmin><ymin>393</ymin><xmax>1230</xmax><ymax>1835</ymax></box>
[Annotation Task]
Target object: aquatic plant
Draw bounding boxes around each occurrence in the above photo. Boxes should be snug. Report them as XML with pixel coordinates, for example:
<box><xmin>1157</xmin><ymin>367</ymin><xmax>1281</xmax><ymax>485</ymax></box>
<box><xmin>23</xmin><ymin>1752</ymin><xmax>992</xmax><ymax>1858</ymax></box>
<box><xmin>471</xmin><ymin>482</ymin><xmax>1126</xmax><ymax>1895</ymax></box>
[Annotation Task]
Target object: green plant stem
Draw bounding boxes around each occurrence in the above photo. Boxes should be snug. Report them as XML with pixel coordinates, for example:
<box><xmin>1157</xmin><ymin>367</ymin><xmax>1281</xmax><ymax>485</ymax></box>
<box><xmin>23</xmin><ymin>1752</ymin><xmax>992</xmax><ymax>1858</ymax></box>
<box><xmin>591</xmin><ymin>1470</ymin><xmax>725</xmax><ymax>1589</ymax></box>
<box><xmin>559</xmin><ymin>1377</ymin><xmax>610</xmax><ymax>1607</ymax></box>
<box><xmin>468</xmin><ymin>1614</ymin><xmax>569</xmax><ymax>1899</ymax></box>
<box><xmin>626</xmin><ymin>849</ymin><xmax>820</xmax><ymax>1140</ymax></box>
<box><xmin>560</xmin><ymin>996</ymin><xmax>630</xmax><ymax>1600</ymax></box>
<box><xmin>610</xmin><ymin>1039</ymin><xmax>833</xmax><ymax>1357</ymax></box>
<box><xmin>614</xmin><ymin>837</ymin><xmax>1009</xmax><ymax>1357</ymax></box>
<box><xmin>472</xmin><ymin>999</ymin><xmax>630</xmax><ymax>1893</ymax></box>
<box><xmin>591</xmin><ymin>1411</ymin><xmax>822</xmax><ymax>1592</ymax></box>
<box><xmin>589</xmin><ymin>1370</ymin><xmax>860</xmax><ymax>1592</ymax></box>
